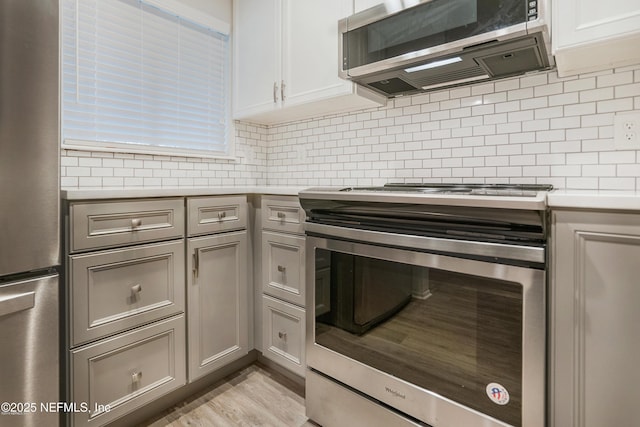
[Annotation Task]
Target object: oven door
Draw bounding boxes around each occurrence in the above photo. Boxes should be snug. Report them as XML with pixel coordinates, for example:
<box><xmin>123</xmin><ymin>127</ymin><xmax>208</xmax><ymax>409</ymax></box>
<box><xmin>305</xmin><ymin>231</ymin><xmax>545</xmax><ymax>427</ymax></box>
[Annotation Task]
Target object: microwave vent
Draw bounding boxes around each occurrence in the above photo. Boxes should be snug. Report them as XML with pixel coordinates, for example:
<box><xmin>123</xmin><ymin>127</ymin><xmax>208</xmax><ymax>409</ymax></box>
<box><xmin>477</xmin><ymin>46</ymin><xmax>544</xmax><ymax>77</ymax></box>
<box><xmin>368</xmin><ymin>78</ymin><xmax>417</xmax><ymax>95</ymax></box>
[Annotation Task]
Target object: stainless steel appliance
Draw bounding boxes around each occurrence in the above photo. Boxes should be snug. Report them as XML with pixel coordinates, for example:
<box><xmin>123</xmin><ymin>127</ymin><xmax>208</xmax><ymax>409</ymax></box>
<box><xmin>0</xmin><ymin>1</ymin><xmax>60</xmax><ymax>426</ymax></box>
<box><xmin>302</xmin><ymin>184</ymin><xmax>551</xmax><ymax>427</ymax></box>
<box><xmin>339</xmin><ymin>0</ymin><xmax>553</xmax><ymax>96</ymax></box>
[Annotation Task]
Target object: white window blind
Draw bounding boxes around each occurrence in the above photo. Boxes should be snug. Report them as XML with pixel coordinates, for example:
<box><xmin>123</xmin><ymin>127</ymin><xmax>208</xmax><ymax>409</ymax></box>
<box><xmin>62</xmin><ymin>0</ymin><xmax>231</xmax><ymax>157</ymax></box>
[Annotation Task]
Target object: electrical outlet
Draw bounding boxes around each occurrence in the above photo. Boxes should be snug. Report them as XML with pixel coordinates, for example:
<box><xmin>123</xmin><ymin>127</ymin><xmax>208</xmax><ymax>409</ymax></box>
<box><xmin>614</xmin><ymin>112</ymin><xmax>640</xmax><ymax>149</ymax></box>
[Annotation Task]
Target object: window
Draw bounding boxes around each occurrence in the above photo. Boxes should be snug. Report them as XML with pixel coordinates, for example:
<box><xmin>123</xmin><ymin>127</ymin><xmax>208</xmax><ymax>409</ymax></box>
<box><xmin>62</xmin><ymin>0</ymin><xmax>232</xmax><ymax>158</ymax></box>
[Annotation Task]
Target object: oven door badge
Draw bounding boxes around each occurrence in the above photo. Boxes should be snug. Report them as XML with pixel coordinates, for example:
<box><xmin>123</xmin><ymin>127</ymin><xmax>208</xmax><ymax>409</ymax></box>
<box><xmin>486</xmin><ymin>383</ymin><xmax>510</xmax><ymax>405</ymax></box>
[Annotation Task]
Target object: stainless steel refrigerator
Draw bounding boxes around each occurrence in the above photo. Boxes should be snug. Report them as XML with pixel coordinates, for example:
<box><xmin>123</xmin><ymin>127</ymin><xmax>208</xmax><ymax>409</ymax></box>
<box><xmin>0</xmin><ymin>1</ymin><xmax>60</xmax><ymax>426</ymax></box>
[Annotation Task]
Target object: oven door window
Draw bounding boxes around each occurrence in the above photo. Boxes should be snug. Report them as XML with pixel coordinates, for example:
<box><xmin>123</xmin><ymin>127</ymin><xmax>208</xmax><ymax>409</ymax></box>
<box><xmin>314</xmin><ymin>248</ymin><xmax>523</xmax><ymax>427</ymax></box>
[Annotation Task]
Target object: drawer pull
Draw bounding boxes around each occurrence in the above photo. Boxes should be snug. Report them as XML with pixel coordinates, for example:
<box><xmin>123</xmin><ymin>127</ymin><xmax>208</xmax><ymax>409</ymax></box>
<box><xmin>218</xmin><ymin>211</ymin><xmax>227</xmax><ymax>220</ymax></box>
<box><xmin>131</xmin><ymin>218</ymin><xmax>142</xmax><ymax>228</ymax></box>
<box><xmin>131</xmin><ymin>284</ymin><xmax>142</xmax><ymax>294</ymax></box>
<box><xmin>278</xmin><ymin>331</ymin><xmax>287</xmax><ymax>341</ymax></box>
<box><xmin>277</xmin><ymin>211</ymin><xmax>286</xmax><ymax>219</ymax></box>
<box><xmin>131</xmin><ymin>371</ymin><xmax>142</xmax><ymax>383</ymax></box>
<box><xmin>277</xmin><ymin>265</ymin><xmax>286</xmax><ymax>273</ymax></box>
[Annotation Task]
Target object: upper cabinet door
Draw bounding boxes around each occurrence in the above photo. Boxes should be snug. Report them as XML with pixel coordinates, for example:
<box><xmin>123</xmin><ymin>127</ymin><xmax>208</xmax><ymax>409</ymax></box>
<box><xmin>280</xmin><ymin>0</ymin><xmax>353</xmax><ymax>107</ymax></box>
<box><xmin>232</xmin><ymin>0</ymin><xmax>385</xmax><ymax>125</ymax></box>
<box><xmin>233</xmin><ymin>0</ymin><xmax>281</xmax><ymax>116</ymax></box>
<box><xmin>553</xmin><ymin>0</ymin><xmax>640</xmax><ymax>76</ymax></box>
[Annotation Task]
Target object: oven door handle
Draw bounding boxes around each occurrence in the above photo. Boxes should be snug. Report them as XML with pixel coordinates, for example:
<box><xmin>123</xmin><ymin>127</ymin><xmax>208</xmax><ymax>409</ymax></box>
<box><xmin>304</xmin><ymin>222</ymin><xmax>545</xmax><ymax>264</ymax></box>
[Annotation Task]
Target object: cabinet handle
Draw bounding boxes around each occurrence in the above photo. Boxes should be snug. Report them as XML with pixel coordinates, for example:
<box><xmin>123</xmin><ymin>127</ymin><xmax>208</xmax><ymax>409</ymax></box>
<box><xmin>277</xmin><ymin>265</ymin><xmax>286</xmax><ymax>273</ymax></box>
<box><xmin>131</xmin><ymin>371</ymin><xmax>142</xmax><ymax>383</ymax></box>
<box><xmin>193</xmin><ymin>249</ymin><xmax>200</xmax><ymax>279</ymax></box>
<box><xmin>273</xmin><ymin>81</ymin><xmax>278</xmax><ymax>103</ymax></box>
<box><xmin>277</xmin><ymin>211</ymin><xmax>286</xmax><ymax>219</ymax></box>
<box><xmin>131</xmin><ymin>218</ymin><xmax>142</xmax><ymax>228</ymax></box>
<box><xmin>131</xmin><ymin>284</ymin><xmax>142</xmax><ymax>294</ymax></box>
<box><xmin>278</xmin><ymin>331</ymin><xmax>287</xmax><ymax>341</ymax></box>
<box><xmin>281</xmin><ymin>80</ymin><xmax>286</xmax><ymax>101</ymax></box>
<box><xmin>218</xmin><ymin>211</ymin><xmax>227</xmax><ymax>220</ymax></box>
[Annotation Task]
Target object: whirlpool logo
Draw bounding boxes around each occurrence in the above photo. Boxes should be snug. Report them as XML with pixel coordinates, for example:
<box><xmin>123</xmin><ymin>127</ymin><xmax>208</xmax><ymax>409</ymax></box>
<box><xmin>385</xmin><ymin>386</ymin><xmax>406</xmax><ymax>399</ymax></box>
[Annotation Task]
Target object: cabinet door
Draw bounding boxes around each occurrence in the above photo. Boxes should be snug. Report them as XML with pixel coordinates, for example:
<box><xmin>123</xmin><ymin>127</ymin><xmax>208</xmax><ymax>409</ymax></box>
<box><xmin>70</xmin><ymin>240</ymin><xmax>185</xmax><ymax>346</ymax></box>
<box><xmin>553</xmin><ymin>0</ymin><xmax>640</xmax><ymax>75</ymax></box>
<box><xmin>551</xmin><ymin>210</ymin><xmax>640</xmax><ymax>427</ymax></box>
<box><xmin>187</xmin><ymin>231</ymin><xmax>249</xmax><ymax>382</ymax></box>
<box><xmin>262</xmin><ymin>295</ymin><xmax>306</xmax><ymax>377</ymax></box>
<box><xmin>281</xmin><ymin>0</ymin><xmax>353</xmax><ymax>106</ymax></box>
<box><xmin>71</xmin><ymin>315</ymin><xmax>186</xmax><ymax>427</ymax></box>
<box><xmin>262</xmin><ymin>231</ymin><xmax>305</xmax><ymax>306</ymax></box>
<box><xmin>233</xmin><ymin>0</ymin><xmax>281</xmax><ymax>117</ymax></box>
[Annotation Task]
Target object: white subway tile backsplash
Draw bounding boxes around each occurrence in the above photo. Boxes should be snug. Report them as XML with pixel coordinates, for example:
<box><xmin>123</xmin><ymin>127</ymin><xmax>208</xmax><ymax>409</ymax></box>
<box><xmin>580</xmin><ymin>87</ymin><xmax>614</xmax><ymax>103</ymax></box>
<box><xmin>534</xmin><ymin>82</ymin><xmax>563</xmax><ymax>97</ymax></box>
<box><xmin>62</xmin><ymin>65</ymin><xmax>640</xmax><ymax>191</ymax></box>
<box><xmin>599</xmin><ymin>177</ymin><xmax>635</xmax><ymax>190</ymax></box>
<box><xmin>508</xmin><ymin>87</ymin><xmax>534</xmax><ymax>101</ymax></box>
<box><xmin>597</xmin><ymin>71</ymin><xmax>633</xmax><ymax>88</ymax></box>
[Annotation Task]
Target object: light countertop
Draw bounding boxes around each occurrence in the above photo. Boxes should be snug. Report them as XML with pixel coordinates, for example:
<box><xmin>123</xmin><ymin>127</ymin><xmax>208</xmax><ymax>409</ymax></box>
<box><xmin>62</xmin><ymin>186</ymin><xmax>640</xmax><ymax>212</ymax></box>
<box><xmin>547</xmin><ymin>189</ymin><xmax>640</xmax><ymax>211</ymax></box>
<box><xmin>61</xmin><ymin>186</ymin><xmax>306</xmax><ymax>200</ymax></box>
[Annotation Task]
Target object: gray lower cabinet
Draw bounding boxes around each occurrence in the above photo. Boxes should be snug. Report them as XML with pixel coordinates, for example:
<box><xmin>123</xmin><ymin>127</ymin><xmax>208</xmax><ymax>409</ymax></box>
<box><xmin>551</xmin><ymin>209</ymin><xmax>640</xmax><ymax>427</ymax></box>
<box><xmin>260</xmin><ymin>195</ymin><xmax>306</xmax><ymax>377</ymax></box>
<box><xmin>69</xmin><ymin>240</ymin><xmax>185</xmax><ymax>346</ymax></box>
<box><xmin>186</xmin><ymin>196</ymin><xmax>249</xmax><ymax>382</ymax></box>
<box><xmin>262</xmin><ymin>295</ymin><xmax>306</xmax><ymax>377</ymax></box>
<box><xmin>66</xmin><ymin>198</ymin><xmax>187</xmax><ymax>427</ymax></box>
<box><xmin>70</xmin><ymin>315</ymin><xmax>186</xmax><ymax>427</ymax></box>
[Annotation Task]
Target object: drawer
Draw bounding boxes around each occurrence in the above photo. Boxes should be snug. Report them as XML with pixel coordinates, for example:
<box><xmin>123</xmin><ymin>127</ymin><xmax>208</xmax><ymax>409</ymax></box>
<box><xmin>70</xmin><ymin>241</ymin><xmax>185</xmax><ymax>346</ymax></box>
<box><xmin>187</xmin><ymin>195</ymin><xmax>247</xmax><ymax>236</ymax></box>
<box><xmin>262</xmin><ymin>231</ymin><xmax>305</xmax><ymax>306</ymax></box>
<box><xmin>70</xmin><ymin>198</ymin><xmax>185</xmax><ymax>252</ymax></box>
<box><xmin>262</xmin><ymin>295</ymin><xmax>305</xmax><ymax>378</ymax></box>
<box><xmin>261</xmin><ymin>195</ymin><xmax>305</xmax><ymax>234</ymax></box>
<box><xmin>71</xmin><ymin>315</ymin><xmax>186</xmax><ymax>427</ymax></box>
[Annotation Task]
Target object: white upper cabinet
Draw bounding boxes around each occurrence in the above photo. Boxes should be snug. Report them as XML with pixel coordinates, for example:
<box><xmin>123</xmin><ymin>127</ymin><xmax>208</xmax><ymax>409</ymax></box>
<box><xmin>233</xmin><ymin>0</ymin><xmax>280</xmax><ymax>117</ymax></box>
<box><xmin>553</xmin><ymin>0</ymin><xmax>640</xmax><ymax>76</ymax></box>
<box><xmin>233</xmin><ymin>0</ymin><xmax>386</xmax><ymax>125</ymax></box>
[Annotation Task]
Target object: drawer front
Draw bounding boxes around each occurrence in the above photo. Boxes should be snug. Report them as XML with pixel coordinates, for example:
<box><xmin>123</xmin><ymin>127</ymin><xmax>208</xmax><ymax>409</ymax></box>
<box><xmin>71</xmin><ymin>315</ymin><xmax>186</xmax><ymax>427</ymax></box>
<box><xmin>262</xmin><ymin>231</ymin><xmax>305</xmax><ymax>306</ymax></box>
<box><xmin>70</xmin><ymin>241</ymin><xmax>185</xmax><ymax>346</ymax></box>
<box><xmin>262</xmin><ymin>295</ymin><xmax>305</xmax><ymax>377</ymax></box>
<box><xmin>262</xmin><ymin>195</ymin><xmax>305</xmax><ymax>234</ymax></box>
<box><xmin>70</xmin><ymin>198</ymin><xmax>185</xmax><ymax>252</ymax></box>
<box><xmin>187</xmin><ymin>195</ymin><xmax>247</xmax><ymax>236</ymax></box>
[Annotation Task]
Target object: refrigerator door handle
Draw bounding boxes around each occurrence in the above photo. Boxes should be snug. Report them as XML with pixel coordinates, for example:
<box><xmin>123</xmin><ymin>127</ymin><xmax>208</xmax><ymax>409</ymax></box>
<box><xmin>0</xmin><ymin>291</ymin><xmax>35</xmax><ymax>317</ymax></box>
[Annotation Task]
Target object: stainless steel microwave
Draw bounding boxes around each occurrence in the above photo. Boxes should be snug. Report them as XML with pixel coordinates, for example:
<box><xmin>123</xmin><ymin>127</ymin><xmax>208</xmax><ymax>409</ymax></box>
<box><xmin>339</xmin><ymin>0</ymin><xmax>553</xmax><ymax>96</ymax></box>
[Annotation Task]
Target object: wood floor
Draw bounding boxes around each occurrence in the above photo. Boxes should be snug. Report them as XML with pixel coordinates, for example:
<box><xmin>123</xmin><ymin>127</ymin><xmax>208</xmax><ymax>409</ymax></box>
<box><xmin>140</xmin><ymin>364</ymin><xmax>317</xmax><ymax>427</ymax></box>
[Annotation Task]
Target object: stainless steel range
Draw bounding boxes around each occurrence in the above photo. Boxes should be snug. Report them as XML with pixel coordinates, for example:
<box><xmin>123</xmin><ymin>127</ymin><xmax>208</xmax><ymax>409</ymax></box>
<box><xmin>301</xmin><ymin>183</ymin><xmax>552</xmax><ymax>427</ymax></box>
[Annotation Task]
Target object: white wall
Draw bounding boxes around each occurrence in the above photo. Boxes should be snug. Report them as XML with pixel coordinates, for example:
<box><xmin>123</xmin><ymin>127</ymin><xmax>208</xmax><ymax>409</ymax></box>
<box><xmin>61</xmin><ymin>64</ymin><xmax>640</xmax><ymax>190</ymax></box>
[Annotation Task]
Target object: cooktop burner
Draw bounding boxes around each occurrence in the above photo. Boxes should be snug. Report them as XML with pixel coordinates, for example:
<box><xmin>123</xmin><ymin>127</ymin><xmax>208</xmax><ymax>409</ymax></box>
<box><xmin>339</xmin><ymin>183</ymin><xmax>553</xmax><ymax>197</ymax></box>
